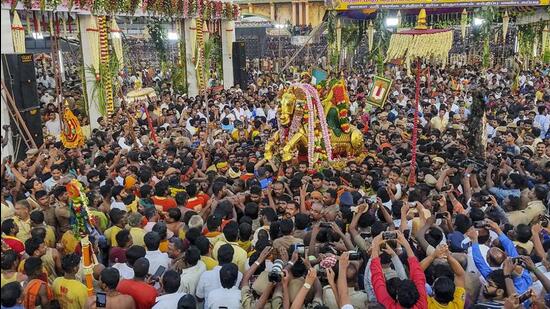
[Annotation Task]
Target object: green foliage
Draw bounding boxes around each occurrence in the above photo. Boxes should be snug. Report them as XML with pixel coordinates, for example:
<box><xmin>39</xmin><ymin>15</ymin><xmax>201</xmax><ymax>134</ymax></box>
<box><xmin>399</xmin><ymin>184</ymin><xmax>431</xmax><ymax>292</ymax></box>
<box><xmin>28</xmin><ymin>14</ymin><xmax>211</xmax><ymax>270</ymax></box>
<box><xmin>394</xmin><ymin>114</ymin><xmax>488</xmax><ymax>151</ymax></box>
<box><xmin>84</xmin><ymin>54</ymin><xmax>120</xmax><ymax>116</ymax></box>
<box><xmin>147</xmin><ymin>19</ymin><xmax>167</xmax><ymax>64</ymax></box>
<box><xmin>204</xmin><ymin>35</ymin><xmax>222</xmax><ymax>81</ymax></box>
<box><xmin>517</xmin><ymin>22</ymin><xmax>545</xmax><ymax>65</ymax></box>
<box><xmin>375</xmin><ymin>12</ymin><xmax>391</xmax><ymax>74</ymax></box>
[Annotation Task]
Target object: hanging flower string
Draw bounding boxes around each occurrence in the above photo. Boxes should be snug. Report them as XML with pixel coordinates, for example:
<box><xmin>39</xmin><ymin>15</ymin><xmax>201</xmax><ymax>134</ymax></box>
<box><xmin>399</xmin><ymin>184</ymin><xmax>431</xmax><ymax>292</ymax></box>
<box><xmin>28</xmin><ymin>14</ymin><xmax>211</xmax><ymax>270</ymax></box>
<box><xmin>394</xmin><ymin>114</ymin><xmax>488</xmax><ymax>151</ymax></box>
<box><xmin>303</xmin><ymin>83</ymin><xmax>333</xmax><ymax>161</ymax></box>
<box><xmin>11</xmin><ymin>0</ymin><xmax>240</xmax><ymax>20</ymax></box>
<box><xmin>293</xmin><ymin>83</ymin><xmax>333</xmax><ymax>167</ymax></box>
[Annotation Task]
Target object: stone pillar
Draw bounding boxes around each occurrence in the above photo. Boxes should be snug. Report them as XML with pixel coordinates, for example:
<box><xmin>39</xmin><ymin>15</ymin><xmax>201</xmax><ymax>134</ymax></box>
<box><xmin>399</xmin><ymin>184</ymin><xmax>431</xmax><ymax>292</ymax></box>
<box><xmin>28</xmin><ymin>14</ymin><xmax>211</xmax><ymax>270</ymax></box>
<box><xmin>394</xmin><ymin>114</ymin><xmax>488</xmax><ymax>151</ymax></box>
<box><xmin>291</xmin><ymin>2</ymin><xmax>296</xmax><ymax>25</ymax></box>
<box><xmin>305</xmin><ymin>1</ymin><xmax>309</xmax><ymax>25</ymax></box>
<box><xmin>78</xmin><ymin>15</ymin><xmax>102</xmax><ymax>131</ymax></box>
<box><xmin>184</xmin><ymin>18</ymin><xmax>198</xmax><ymax>97</ymax></box>
<box><xmin>270</xmin><ymin>2</ymin><xmax>275</xmax><ymax>21</ymax></box>
<box><xmin>1</xmin><ymin>9</ymin><xmax>14</xmax><ymax>159</ymax></box>
<box><xmin>300</xmin><ymin>3</ymin><xmax>303</xmax><ymax>25</ymax></box>
<box><xmin>221</xmin><ymin>20</ymin><xmax>235</xmax><ymax>89</ymax></box>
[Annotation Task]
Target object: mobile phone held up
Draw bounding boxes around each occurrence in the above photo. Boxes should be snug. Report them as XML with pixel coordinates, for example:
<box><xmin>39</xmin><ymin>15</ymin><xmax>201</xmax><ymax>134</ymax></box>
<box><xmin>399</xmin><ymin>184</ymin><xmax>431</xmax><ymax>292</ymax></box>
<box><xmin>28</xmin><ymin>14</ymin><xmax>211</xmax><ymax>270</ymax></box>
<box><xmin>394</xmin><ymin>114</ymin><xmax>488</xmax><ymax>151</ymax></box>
<box><xmin>96</xmin><ymin>291</ymin><xmax>107</xmax><ymax>307</ymax></box>
<box><xmin>151</xmin><ymin>265</ymin><xmax>166</xmax><ymax>282</ymax></box>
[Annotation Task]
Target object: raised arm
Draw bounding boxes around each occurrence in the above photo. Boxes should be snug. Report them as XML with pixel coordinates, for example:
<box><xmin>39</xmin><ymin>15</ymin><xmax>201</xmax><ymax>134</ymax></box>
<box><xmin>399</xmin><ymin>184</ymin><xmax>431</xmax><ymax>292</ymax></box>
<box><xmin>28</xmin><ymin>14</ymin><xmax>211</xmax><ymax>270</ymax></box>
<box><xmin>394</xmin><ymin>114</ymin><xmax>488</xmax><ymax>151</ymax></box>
<box><xmin>337</xmin><ymin>252</ymin><xmax>351</xmax><ymax>307</ymax></box>
<box><xmin>447</xmin><ymin>251</ymin><xmax>465</xmax><ymax>288</ymax></box>
<box><xmin>415</xmin><ymin>216</ymin><xmax>436</xmax><ymax>253</ymax></box>
<box><xmin>467</xmin><ymin>228</ymin><xmax>492</xmax><ymax>278</ymax></box>
<box><xmin>290</xmin><ymin>268</ymin><xmax>317</xmax><ymax>309</ymax></box>
<box><xmin>531</xmin><ymin>224</ymin><xmax>546</xmax><ymax>260</ymax></box>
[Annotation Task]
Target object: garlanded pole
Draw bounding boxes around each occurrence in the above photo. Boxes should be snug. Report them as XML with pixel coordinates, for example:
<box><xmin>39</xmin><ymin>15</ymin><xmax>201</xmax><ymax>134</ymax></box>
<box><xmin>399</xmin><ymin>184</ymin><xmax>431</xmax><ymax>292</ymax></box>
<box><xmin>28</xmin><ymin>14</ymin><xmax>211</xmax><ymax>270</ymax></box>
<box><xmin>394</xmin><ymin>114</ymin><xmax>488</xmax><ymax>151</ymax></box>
<box><xmin>408</xmin><ymin>60</ymin><xmax>421</xmax><ymax>187</ymax></box>
<box><xmin>98</xmin><ymin>15</ymin><xmax>115</xmax><ymax>119</ymax></box>
<box><xmin>195</xmin><ymin>15</ymin><xmax>206</xmax><ymax>93</ymax></box>
<box><xmin>66</xmin><ymin>180</ymin><xmax>97</xmax><ymax>296</ymax></box>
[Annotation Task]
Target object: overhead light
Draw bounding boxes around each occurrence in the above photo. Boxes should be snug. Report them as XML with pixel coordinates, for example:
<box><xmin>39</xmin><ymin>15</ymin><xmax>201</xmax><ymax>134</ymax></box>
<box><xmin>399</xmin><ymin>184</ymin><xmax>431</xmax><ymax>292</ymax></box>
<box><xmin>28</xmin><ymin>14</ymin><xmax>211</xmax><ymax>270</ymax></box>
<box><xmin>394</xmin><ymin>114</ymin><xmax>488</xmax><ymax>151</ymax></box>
<box><xmin>32</xmin><ymin>32</ymin><xmax>43</xmax><ymax>40</ymax></box>
<box><xmin>385</xmin><ymin>17</ymin><xmax>399</xmax><ymax>27</ymax></box>
<box><xmin>473</xmin><ymin>17</ymin><xmax>484</xmax><ymax>26</ymax></box>
<box><xmin>167</xmin><ymin>32</ymin><xmax>179</xmax><ymax>41</ymax></box>
<box><xmin>58</xmin><ymin>50</ymin><xmax>64</xmax><ymax>75</ymax></box>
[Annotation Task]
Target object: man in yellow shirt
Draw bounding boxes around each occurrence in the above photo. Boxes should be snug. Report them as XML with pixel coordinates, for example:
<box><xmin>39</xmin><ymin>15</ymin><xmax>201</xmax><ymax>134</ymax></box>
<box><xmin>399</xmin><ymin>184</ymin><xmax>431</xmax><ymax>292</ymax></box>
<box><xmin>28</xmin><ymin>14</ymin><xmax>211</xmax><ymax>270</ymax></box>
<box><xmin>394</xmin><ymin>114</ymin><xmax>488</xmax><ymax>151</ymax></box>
<box><xmin>13</xmin><ymin>200</ymin><xmax>32</xmax><ymax>242</ymax></box>
<box><xmin>196</xmin><ymin>236</ymin><xmax>218</xmax><ymax>270</ymax></box>
<box><xmin>30</xmin><ymin>211</ymin><xmax>56</xmax><ymax>248</ymax></box>
<box><xmin>211</xmin><ymin>222</ymin><xmax>247</xmax><ymax>272</ymax></box>
<box><xmin>128</xmin><ymin>212</ymin><xmax>146</xmax><ymax>247</ymax></box>
<box><xmin>104</xmin><ymin>209</ymin><xmax>127</xmax><ymax>247</ymax></box>
<box><xmin>430</xmin><ymin>108</ymin><xmax>449</xmax><ymax>133</ymax></box>
<box><xmin>426</xmin><ymin>247</ymin><xmax>466</xmax><ymax>309</ymax></box>
<box><xmin>52</xmin><ymin>253</ymin><xmax>88</xmax><ymax>309</ymax></box>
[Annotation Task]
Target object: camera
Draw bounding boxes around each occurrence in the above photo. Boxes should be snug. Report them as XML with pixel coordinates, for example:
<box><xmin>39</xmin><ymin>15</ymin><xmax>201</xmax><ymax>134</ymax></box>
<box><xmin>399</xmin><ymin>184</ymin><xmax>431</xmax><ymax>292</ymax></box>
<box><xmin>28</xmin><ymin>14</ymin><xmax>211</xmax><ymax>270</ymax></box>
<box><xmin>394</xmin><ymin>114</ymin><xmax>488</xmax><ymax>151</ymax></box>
<box><xmin>435</xmin><ymin>212</ymin><xmax>447</xmax><ymax>219</ymax></box>
<box><xmin>541</xmin><ymin>215</ymin><xmax>549</xmax><ymax>228</ymax></box>
<box><xmin>473</xmin><ymin>220</ymin><xmax>487</xmax><ymax>229</ymax></box>
<box><xmin>512</xmin><ymin>257</ymin><xmax>525</xmax><ymax>267</ymax></box>
<box><xmin>348</xmin><ymin>251</ymin><xmax>362</xmax><ymax>260</ymax></box>
<box><xmin>382</xmin><ymin>231</ymin><xmax>397</xmax><ymax>240</ymax></box>
<box><xmin>268</xmin><ymin>259</ymin><xmax>285</xmax><ymax>283</ymax></box>
<box><xmin>319</xmin><ymin>222</ymin><xmax>332</xmax><ymax>228</ymax></box>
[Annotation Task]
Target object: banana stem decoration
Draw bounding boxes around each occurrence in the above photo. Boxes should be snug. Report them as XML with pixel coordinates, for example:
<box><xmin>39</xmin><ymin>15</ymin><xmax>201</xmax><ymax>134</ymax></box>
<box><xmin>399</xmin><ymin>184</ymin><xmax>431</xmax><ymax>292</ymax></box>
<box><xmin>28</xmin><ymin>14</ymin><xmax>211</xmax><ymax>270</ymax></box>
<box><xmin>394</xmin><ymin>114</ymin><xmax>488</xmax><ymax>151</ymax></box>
<box><xmin>11</xmin><ymin>11</ymin><xmax>25</xmax><ymax>53</ymax></box>
<box><xmin>461</xmin><ymin>9</ymin><xmax>467</xmax><ymax>41</ymax></box>
<box><xmin>98</xmin><ymin>16</ymin><xmax>114</xmax><ymax>118</ymax></box>
<box><xmin>502</xmin><ymin>11</ymin><xmax>509</xmax><ymax>42</ymax></box>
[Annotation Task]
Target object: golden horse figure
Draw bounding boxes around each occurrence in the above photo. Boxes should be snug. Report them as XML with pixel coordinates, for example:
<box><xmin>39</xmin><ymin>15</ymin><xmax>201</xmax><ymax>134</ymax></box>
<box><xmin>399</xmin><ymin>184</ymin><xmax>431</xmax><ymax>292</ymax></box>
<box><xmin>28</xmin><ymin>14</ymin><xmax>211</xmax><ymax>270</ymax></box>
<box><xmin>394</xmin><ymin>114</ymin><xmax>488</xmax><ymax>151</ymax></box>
<box><xmin>265</xmin><ymin>83</ymin><xmax>364</xmax><ymax>168</ymax></box>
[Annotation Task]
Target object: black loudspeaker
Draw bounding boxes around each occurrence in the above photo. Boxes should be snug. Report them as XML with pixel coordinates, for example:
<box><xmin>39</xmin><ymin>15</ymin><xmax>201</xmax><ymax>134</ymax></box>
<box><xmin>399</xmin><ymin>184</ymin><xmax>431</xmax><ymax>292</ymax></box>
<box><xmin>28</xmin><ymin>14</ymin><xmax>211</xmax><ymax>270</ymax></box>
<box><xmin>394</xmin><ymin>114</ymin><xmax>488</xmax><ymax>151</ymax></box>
<box><xmin>2</xmin><ymin>53</ymin><xmax>43</xmax><ymax>158</ymax></box>
<box><xmin>232</xmin><ymin>41</ymin><xmax>247</xmax><ymax>89</ymax></box>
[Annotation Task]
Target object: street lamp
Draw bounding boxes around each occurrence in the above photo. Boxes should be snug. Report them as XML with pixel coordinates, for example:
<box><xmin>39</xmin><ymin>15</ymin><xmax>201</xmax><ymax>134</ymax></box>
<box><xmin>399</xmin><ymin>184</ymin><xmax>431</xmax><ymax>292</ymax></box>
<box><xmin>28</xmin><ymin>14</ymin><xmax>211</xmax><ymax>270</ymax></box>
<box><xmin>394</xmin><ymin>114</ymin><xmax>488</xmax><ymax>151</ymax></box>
<box><xmin>473</xmin><ymin>17</ymin><xmax>484</xmax><ymax>27</ymax></box>
<box><xmin>385</xmin><ymin>17</ymin><xmax>399</xmax><ymax>28</ymax></box>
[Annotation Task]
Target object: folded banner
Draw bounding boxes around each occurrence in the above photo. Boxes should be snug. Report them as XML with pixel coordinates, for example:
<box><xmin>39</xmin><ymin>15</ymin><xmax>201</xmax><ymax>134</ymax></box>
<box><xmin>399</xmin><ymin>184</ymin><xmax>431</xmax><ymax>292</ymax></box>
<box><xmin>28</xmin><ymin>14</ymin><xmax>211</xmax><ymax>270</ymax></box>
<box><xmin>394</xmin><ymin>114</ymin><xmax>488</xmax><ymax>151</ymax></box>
<box><xmin>312</xmin><ymin>68</ymin><xmax>328</xmax><ymax>85</ymax></box>
<box><xmin>366</xmin><ymin>76</ymin><xmax>393</xmax><ymax>108</ymax></box>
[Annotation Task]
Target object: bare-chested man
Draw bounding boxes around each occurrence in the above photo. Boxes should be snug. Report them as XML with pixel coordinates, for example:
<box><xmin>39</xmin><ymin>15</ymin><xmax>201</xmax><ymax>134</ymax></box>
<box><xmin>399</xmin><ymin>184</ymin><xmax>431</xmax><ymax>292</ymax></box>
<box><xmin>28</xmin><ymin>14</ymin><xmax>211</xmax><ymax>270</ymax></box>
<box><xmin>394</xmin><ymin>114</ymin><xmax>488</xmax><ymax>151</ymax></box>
<box><xmin>87</xmin><ymin>267</ymin><xmax>136</xmax><ymax>309</ymax></box>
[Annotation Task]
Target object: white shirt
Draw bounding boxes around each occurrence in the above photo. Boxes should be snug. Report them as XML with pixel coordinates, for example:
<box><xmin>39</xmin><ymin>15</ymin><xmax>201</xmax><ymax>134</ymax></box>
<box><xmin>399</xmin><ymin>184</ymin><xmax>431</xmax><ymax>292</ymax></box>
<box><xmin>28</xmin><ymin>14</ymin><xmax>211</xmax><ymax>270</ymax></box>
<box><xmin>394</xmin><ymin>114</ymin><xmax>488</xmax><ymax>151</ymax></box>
<box><xmin>152</xmin><ymin>292</ymin><xmax>187</xmax><ymax>309</ymax></box>
<box><xmin>534</xmin><ymin>114</ymin><xmax>550</xmax><ymax>138</ymax></box>
<box><xmin>43</xmin><ymin>177</ymin><xmax>59</xmax><ymax>193</ymax></box>
<box><xmin>145</xmin><ymin>250</ymin><xmax>170</xmax><ymax>275</ymax></box>
<box><xmin>254</xmin><ymin>107</ymin><xmax>266</xmax><ymax>118</ymax></box>
<box><xmin>45</xmin><ymin>119</ymin><xmax>61</xmax><ymax>138</ymax></box>
<box><xmin>177</xmin><ymin>260</ymin><xmax>207</xmax><ymax>294</ymax></box>
<box><xmin>112</xmin><ymin>263</ymin><xmax>134</xmax><ymax>280</ymax></box>
<box><xmin>41</xmin><ymin>94</ymin><xmax>54</xmax><ymax>105</ymax></box>
<box><xmin>111</xmin><ymin>201</ymin><xmax>127</xmax><ymax>211</ymax></box>
<box><xmin>233</xmin><ymin>107</ymin><xmax>247</xmax><ymax>120</ymax></box>
<box><xmin>266</xmin><ymin>108</ymin><xmax>277</xmax><ymax>121</ymax></box>
<box><xmin>205</xmin><ymin>287</ymin><xmax>241</xmax><ymax>309</ymax></box>
<box><xmin>195</xmin><ymin>265</ymin><xmax>242</xmax><ymax>302</ymax></box>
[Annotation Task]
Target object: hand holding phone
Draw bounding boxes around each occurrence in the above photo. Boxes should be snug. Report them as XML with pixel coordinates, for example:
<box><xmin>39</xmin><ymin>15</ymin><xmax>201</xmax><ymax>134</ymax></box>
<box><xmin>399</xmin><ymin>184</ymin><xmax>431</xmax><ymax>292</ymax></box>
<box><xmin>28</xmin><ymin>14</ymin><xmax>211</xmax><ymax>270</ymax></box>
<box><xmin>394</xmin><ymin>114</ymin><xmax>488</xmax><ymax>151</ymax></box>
<box><xmin>96</xmin><ymin>291</ymin><xmax>107</xmax><ymax>307</ymax></box>
<box><xmin>151</xmin><ymin>265</ymin><xmax>166</xmax><ymax>282</ymax></box>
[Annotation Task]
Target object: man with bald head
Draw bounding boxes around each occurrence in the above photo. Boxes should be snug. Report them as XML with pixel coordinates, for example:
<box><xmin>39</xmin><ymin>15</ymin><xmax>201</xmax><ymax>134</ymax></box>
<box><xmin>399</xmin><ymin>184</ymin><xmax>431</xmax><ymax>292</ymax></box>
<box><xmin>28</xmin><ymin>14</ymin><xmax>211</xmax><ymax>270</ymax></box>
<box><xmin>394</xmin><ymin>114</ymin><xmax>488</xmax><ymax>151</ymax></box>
<box><xmin>468</xmin><ymin>219</ymin><xmax>532</xmax><ymax>294</ymax></box>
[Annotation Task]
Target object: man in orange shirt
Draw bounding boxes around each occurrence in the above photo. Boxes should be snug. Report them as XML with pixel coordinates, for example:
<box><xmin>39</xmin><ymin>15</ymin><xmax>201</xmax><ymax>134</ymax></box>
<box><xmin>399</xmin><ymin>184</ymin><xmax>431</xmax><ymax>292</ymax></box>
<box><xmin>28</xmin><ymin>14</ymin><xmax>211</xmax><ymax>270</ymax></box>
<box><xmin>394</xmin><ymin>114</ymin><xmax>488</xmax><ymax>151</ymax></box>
<box><xmin>185</xmin><ymin>183</ymin><xmax>206</xmax><ymax>212</ymax></box>
<box><xmin>151</xmin><ymin>181</ymin><xmax>177</xmax><ymax>212</ymax></box>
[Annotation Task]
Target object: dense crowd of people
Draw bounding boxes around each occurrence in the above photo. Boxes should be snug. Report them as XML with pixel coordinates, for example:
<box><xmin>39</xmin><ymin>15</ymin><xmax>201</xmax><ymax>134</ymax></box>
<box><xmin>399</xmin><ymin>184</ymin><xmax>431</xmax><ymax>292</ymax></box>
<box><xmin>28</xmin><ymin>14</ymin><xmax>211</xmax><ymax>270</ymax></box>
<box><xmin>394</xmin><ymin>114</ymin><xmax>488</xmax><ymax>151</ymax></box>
<box><xmin>1</xmin><ymin>35</ymin><xmax>550</xmax><ymax>309</ymax></box>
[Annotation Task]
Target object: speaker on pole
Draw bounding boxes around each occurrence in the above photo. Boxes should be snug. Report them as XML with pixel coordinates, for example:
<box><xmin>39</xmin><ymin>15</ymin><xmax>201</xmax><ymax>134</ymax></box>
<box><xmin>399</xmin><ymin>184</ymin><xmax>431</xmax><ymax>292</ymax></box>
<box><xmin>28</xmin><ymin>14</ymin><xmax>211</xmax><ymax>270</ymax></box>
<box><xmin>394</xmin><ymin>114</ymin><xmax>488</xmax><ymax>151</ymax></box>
<box><xmin>232</xmin><ymin>41</ymin><xmax>247</xmax><ymax>89</ymax></box>
<box><xmin>2</xmin><ymin>53</ymin><xmax>43</xmax><ymax>158</ymax></box>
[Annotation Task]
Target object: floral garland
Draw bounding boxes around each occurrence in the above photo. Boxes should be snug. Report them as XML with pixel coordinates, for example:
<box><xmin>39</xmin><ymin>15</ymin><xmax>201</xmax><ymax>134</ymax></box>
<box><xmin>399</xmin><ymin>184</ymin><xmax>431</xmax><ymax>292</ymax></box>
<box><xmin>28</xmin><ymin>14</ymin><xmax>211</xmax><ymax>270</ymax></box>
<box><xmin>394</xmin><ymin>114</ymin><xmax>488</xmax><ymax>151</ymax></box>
<box><xmin>294</xmin><ymin>83</ymin><xmax>333</xmax><ymax>167</ymax></box>
<box><xmin>9</xmin><ymin>0</ymin><xmax>240</xmax><ymax>20</ymax></box>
